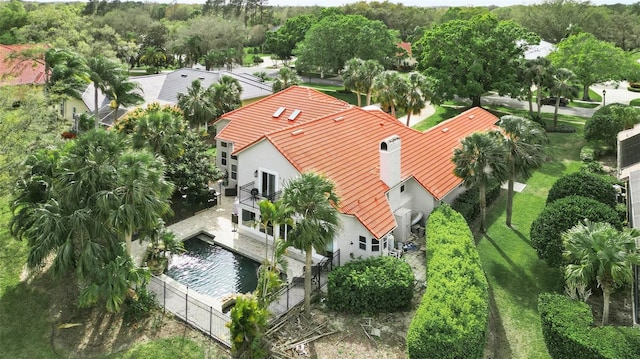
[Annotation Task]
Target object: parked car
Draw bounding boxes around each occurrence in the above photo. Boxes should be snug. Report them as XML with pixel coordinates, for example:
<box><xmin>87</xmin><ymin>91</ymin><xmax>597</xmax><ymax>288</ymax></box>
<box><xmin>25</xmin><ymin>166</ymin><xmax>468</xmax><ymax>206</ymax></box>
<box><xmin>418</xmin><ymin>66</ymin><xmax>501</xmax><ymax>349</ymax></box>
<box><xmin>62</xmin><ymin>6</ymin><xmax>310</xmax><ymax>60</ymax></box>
<box><xmin>540</xmin><ymin>96</ymin><xmax>569</xmax><ymax>107</ymax></box>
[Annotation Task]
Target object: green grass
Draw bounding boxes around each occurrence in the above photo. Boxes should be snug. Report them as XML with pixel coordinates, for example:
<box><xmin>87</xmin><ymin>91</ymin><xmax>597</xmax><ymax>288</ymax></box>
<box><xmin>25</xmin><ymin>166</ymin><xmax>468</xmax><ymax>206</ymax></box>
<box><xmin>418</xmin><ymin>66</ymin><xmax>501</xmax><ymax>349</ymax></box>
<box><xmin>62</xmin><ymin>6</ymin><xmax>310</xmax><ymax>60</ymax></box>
<box><xmin>301</xmin><ymin>83</ymin><xmax>346</xmax><ymax>92</ymax></box>
<box><xmin>109</xmin><ymin>337</ymin><xmax>205</xmax><ymax>359</ymax></box>
<box><xmin>587</xmin><ymin>88</ymin><xmax>602</xmax><ymax>102</ymax></box>
<box><xmin>477</xmin><ymin>117</ymin><xmax>586</xmax><ymax>358</ymax></box>
<box><xmin>569</xmin><ymin>100</ymin><xmax>599</xmax><ymax>109</ymax></box>
<box><xmin>630</xmin><ymin>98</ymin><xmax>640</xmax><ymax>106</ymax></box>
<box><xmin>413</xmin><ymin>105</ymin><xmax>464</xmax><ymax>131</ymax></box>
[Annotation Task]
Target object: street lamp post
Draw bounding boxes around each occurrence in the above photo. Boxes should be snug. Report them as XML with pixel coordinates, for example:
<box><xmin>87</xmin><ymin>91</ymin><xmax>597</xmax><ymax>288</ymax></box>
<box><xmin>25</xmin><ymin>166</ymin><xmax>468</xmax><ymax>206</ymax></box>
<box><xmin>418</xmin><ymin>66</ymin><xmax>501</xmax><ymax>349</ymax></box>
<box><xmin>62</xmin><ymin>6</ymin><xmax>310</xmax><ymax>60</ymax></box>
<box><xmin>603</xmin><ymin>89</ymin><xmax>606</xmax><ymax>106</ymax></box>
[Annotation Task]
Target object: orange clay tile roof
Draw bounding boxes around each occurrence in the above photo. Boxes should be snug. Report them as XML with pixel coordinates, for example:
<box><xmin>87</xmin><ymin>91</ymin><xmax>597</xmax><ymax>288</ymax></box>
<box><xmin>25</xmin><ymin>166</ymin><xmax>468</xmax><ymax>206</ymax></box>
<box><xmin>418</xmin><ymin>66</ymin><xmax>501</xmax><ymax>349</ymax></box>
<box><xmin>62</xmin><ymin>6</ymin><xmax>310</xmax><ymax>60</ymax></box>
<box><xmin>215</xmin><ymin>86</ymin><xmax>351</xmax><ymax>154</ymax></box>
<box><xmin>397</xmin><ymin>41</ymin><xmax>412</xmax><ymax>56</ymax></box>
<box><xmin>264</xmin><ymin>105</ymin><xmax>499</xmax><ymax>238</ymax></box>
<box><xmin>0</xmin><ymin>44</ymin><xmax>46</xmax><ymax>86</ymax></box>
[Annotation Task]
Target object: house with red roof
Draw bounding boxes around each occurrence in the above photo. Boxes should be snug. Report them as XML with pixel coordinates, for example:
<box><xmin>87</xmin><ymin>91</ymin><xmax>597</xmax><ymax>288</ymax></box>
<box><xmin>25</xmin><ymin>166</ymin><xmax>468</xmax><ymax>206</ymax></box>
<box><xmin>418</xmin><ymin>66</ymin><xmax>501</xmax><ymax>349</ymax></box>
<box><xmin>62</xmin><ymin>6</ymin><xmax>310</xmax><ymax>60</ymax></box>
<box><xmin>214</xmin><ymin>86</ymin><xmax>498</xmax><ymax>265</ymax></box>
<box><xmin>397</xmin><ymin>41</ymin><xmax>417</xmax><ymax>69</ymax></box>
<box><xmin>0</xmin><ymin>44</ymin><xmax>46</xmax><ymax>86</ymax></box>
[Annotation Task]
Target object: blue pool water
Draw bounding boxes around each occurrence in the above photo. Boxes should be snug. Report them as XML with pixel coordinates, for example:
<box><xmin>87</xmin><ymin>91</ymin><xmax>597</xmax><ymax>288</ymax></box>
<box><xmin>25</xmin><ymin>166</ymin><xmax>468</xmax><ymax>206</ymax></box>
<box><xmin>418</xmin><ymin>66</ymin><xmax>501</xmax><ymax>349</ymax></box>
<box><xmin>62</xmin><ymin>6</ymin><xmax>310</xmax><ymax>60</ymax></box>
<box><xmin>165</xmin><ymin>235</ymin><xmax>260</xmax><ymax>301</ymax></box>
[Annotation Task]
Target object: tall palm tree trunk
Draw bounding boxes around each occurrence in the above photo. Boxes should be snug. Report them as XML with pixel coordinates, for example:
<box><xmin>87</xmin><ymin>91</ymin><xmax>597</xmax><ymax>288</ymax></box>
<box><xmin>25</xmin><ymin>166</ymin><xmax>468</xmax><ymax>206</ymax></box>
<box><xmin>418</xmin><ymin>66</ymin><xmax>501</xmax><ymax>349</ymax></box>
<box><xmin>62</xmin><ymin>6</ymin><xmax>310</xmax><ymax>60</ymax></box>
<box><xmin>113</xmin><ymin>105</ymin><xmax>119</xmax><ymax>123</ymax></box>
<box><xmin>536</xmin><ymin>87</ymin><xmax>543</xmax><ymax>117</ymax></box>
<box><xmin>355</xmin><ymin>91</ymin><xmax>362</xmax><ymax>107</ymax></box>
<box><xmin>479</xmin><ymin>184</ymin><xmax>487</xmax><ymax>233</ymax></box>
<box><xmin>304</xmin><ymin>245</ymin><xmax>313</xmax><ymax>316</ymax></box>
<box><xmin>471</xmin><ymin>95</ymin><xmax>481</xmax><ymax>107</ymax></box>
<box><xmin>390</xmin><ymin>105</ymin><xmax>396</xmax><ymax>118</ymax></box>
<box><xmin>406</xmin><ymin>112</ymin><xmax>412</xmax><ymax>127</ymax></box>
<box><xmin>527</xmin><ymin>92</ymin><xmax>533</xmax><ymax>118</ymax></box>
<box><xmin>553</xmin><ymin>99</ymin><xmax>560</xmax><ymax>128</ymax></box>
<box><xmin>582</xmin><ymin>85</ymin><xmax>590</xmax><ymax>101</ymax></box>
<box><xmin>366</xmin><ymin>90</ymin><xmax>373</xmax><ymax>106</ymax></box>
<box><xmin>506</xmin><ymin>158</ymin><xmax>516</xmax><ymax>227</ymax></box>
<box><xmin>125</xmin><ymin>231</ymin><xmax>133</xmax><ymax>257</ymax></box>
<box><xmin>602</xmin><ymin>285</ymin><xmax>611</xmax><ymax>326</ymax></box>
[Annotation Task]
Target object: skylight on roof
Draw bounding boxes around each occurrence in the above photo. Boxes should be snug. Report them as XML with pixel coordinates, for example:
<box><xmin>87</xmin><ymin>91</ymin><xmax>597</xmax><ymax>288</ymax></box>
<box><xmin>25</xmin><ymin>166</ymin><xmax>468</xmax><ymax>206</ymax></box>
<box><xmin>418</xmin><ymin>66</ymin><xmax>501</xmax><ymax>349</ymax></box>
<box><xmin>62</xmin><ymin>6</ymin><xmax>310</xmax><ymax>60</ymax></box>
<box><xmin>272</xmin><ymin>106</ymin><xmax>286</xmax><ymax>118</ymax></box>
<box><xmin>288</xmin><ymin>109</ymin><xmax>302</xmax><ymax>121</ymax></box>
<box><xmin>180</xmin><ymin>74</ymin><xmax>187</xmax><ymax>77</ymax></box>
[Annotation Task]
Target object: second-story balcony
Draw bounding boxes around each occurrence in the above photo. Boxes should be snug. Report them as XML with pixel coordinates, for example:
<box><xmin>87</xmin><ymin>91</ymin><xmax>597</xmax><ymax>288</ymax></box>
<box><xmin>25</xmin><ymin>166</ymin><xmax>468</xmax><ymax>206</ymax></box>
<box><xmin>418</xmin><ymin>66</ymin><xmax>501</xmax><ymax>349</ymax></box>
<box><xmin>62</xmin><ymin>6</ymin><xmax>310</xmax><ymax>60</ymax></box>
<box><xmin>239</xmin><ymin>181</ymin><xmax>281</xmax><ymax>208</ymax></box>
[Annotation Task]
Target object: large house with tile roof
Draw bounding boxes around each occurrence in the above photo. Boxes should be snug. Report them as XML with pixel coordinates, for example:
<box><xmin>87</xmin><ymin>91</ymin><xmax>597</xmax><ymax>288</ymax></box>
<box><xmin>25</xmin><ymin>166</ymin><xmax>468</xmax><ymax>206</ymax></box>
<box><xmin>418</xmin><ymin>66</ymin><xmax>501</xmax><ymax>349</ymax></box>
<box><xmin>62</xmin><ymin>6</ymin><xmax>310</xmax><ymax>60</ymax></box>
<box><xmin>0</xmin><ymin>44</ymin><xmax>46</xmax><ymax>86</ymax></box>
<box><xmin>214</xmin><ymin>86</ymin><xmax>499</xmax><ymax>264</ymax></box>
<box><xmin>67</xmin><ymin>68</ymin><xmax>272</xmax><ymax>127</ymax></box>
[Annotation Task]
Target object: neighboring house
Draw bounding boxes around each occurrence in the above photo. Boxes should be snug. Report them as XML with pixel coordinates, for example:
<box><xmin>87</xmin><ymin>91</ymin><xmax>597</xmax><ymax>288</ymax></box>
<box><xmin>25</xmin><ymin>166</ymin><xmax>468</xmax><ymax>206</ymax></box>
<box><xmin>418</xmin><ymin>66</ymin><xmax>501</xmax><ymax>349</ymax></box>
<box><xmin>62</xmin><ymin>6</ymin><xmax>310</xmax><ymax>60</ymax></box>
<box><xmin>214</xmin><ymin>86</ymin><xmax>499</xmax><ymax>265</ymax></box>
<box><xmin>71</xmin><ymin>68</ymin><xmax>273</xmax><ymax>127</ymax></box>
<box><xmin>523</xmin><ymin>40</ymin><xmax>555</xmax><ymax>60</ymax></box>
<box><xmin>397</xmin><ymin>41</ymin><xmax>417</xmax><ymax>69</ymax></box>
<box><xmin>617</xmin><ymin>124</ymin><xmax>640</xmax><ymax>325</ymax></box>
<box><xmin>0</xmin><ymin>44</ymin><xmax>46</xmax><ymax>86</ymax></box>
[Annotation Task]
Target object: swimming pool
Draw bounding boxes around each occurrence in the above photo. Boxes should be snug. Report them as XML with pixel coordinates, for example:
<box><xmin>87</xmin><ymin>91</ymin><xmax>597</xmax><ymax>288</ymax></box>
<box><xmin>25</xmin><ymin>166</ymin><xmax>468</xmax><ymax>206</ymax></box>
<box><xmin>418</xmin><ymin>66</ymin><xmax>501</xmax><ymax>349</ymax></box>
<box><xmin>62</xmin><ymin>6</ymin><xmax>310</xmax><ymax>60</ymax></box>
<box><xmin>165</xmin><ymin>234</ymin><xmax>260</xmax><ymax>302</ymax></box>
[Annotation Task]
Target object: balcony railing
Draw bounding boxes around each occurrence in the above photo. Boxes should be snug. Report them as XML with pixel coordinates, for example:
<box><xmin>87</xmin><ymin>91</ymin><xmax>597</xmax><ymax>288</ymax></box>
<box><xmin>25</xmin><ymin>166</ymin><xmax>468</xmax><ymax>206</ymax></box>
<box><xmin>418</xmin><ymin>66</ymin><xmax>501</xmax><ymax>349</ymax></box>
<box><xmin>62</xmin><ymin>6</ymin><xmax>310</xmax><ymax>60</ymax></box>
<box><xmin>239</xmin><ymin>181</ymin><xmax>281</xmax><ymax>208</ymax></box>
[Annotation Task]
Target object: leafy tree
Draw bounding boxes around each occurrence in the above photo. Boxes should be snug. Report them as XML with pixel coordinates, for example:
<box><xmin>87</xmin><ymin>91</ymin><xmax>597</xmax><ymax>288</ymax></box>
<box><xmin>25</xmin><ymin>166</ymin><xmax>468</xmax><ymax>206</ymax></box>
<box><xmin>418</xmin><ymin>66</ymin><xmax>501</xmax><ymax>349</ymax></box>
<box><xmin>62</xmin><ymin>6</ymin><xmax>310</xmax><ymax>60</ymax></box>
<box><xmin>498</xmin><ymin>115</ymin><xmax>547</xmax><ymax>227</ymax></box>
<box><xmin>359</xmin><ymin>59</ymin><xmax>383</xmax><ymax>106</ymax></box>
<box><xmin>453</xmin><ymin>131</ymin><xmax>509</xmax><ymax>232</ymax></box>
<box><xmin>282</xmin><ymin>172</ymin><xmax>341</xmax><ymax>316</ymax></box>
<box><xmin>272</xmin><ymin>67</ymin><xmax>301</xmax><ymax>93</ymax></box>
<box><xmin>295</xmin><ymin>14</ymin><xmax>398</xmax><ymax>76</ymax></box>
<box><xmin>0</xmin><ymin>0</ymin><xmax>27</xmax><ymax>44</ymax></box>
<box><xmin>87</xmin><ymin>56</ymin><xmax>121</xmax><ymax>127</ymax></box>
<box><xmin>402</xmin><ymin>72</ymin><xmax>431</xmax><ymax>126</ymax></box>
<box><xmin>105</xmin><ymin>74</ymin><xmax>144</xmax><ymax>123</ymax></box>
<box><xmin>548</xmin><ymin>67</ymin><xmax>580</xmax><ymax>128</ymax></box>
<box><xmin>414</xmin><ymin>13</ymin><xmax>538</xmax><ymax>107</ymax></box>
<box><xmin>531</xmin><ymin>195</ymin><xmax>621</xmax><ymax>267</ymax></box>
<box><xmin>520</xmin><ymin>0</ymin><xmax>601</xmax><ymax>44</ymax></box>
<box><xmin>585</xmin><ymin>104</ymin><xmax>640</xmax><ymax>148</ymax></box>
<box><xmin>226</xmin><ymin>294</ymin><xmax>269</xmax><ymax>359</ymax></box>
<box><xmin>264</xmin><ymin>14</ymin><xmax>316</xmax><ymax>66</ymax></box>
<box><xmin>177</xmin><ymin>79</ymin><xmax>216</xmax><ymax>132</ymax></box>
<box><xmin>563</xmin><ymin>221</ymin><xmax>640</xmax><ymax>325</ymax></box>
<box><xmin>546</xmin><ymin>171</ymin><xmax>616</xmax><ymax>208</ymax></box>
<box><xmin>128</xmin><ymin>107</ymin><xmax>187</xmax><ymax>161</ymax></box>
<box><xmin>549</xmin><ymin>32</ymin><xmax>632</xmax><ymax>101</ymax></box>
<box><xmin>372</xmin><ymin>70</ymin><xmax>408</xmax><ymax>118</ymax></box>
<box><xmin>202</xmin><ymin>49</ymin><xmax>225</xmax><ymax>71</ymax></box>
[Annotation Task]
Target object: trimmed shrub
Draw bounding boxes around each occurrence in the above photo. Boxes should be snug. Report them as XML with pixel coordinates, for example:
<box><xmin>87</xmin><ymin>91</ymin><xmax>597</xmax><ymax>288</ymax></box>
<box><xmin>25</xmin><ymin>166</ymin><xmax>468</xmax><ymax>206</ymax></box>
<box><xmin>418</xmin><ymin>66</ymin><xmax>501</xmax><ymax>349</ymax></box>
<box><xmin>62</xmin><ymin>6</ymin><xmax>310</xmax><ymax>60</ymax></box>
<box><xmin>407</xmin><ymin>205</ymin><xmax>488</xmax><ymax>359</ymax></box>
<box><xmin>579</xmin><ymin>146</ymin><xmax>596</xmax><ymax>161</ymax></box>
<box><xmin>531</xmin><ymin>196</ymin><xmax>621</xmax><ymax>267</ymax></box>
<box><xmin>452</xmin><ymin>180</ymin><xmax>501</xmax><ymax>224</ymax></box>
<box><xmin>539</xmin><ymin>293</ymin><xmax>640</xmax><ymax>358</ymax></box>
<box><xmin>585</xmin><ymin>104</ymin><xmax>640</xmax><ymax>147</ymax></box>
<box><xmin>546</xmin><ymin>172</ymin><xmax>617</xmax><ymax>208</ymax></box>
<box><xmin>327</xmin><ymin>256</ymin><xmax>414</xmax><ymax>313</ymax></box>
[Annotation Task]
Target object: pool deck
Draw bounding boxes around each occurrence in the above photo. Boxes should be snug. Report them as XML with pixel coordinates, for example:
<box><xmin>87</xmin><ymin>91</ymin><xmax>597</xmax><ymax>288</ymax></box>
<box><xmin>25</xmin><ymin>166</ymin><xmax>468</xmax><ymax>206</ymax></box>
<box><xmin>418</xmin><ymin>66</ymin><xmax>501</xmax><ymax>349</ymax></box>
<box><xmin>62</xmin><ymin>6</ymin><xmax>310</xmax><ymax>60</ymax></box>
<box><xmin>131</xmin><ymin>194</ymin><xmax>307</xmax><ymax>317</ymax></box>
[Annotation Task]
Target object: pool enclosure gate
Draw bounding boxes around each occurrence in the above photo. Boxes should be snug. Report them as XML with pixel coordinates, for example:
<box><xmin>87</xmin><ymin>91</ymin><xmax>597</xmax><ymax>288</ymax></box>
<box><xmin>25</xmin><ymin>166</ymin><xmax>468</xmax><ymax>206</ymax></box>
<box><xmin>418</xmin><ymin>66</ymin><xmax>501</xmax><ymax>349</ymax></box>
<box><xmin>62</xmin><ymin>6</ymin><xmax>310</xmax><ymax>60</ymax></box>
<box><xmin>148</xmin><ymin>250</ymin><xmax>340</xmax><ymax>348</ymax></box>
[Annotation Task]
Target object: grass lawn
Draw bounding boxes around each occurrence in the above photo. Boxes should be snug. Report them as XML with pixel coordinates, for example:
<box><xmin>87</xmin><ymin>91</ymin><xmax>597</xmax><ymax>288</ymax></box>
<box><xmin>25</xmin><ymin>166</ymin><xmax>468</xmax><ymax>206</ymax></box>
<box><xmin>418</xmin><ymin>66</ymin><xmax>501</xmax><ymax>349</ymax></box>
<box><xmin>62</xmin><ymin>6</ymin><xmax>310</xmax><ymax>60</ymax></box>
<box><xmin>413</xmin><ymin>105</ymin><xmax>463</xmax><ymax>131</ymax></box>
<box><xmin>630</xmin><ymin>98</ymin><xmax>640</xmax><ymax>106</ymax></box>
<box><xmin>478</xmin><ymin>111</ymin><xmax>585</xmax><ymax>358</ymax></box>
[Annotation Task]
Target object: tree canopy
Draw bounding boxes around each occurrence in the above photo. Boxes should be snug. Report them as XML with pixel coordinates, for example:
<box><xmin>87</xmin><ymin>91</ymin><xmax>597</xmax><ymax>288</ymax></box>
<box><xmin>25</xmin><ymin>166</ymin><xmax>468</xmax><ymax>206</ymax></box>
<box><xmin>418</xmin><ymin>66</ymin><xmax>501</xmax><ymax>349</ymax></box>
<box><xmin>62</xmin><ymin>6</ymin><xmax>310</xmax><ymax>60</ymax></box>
<box><xmin>415</xmin><ymin>14</ymin><xmax>538</xmax><ymax>107</ymax></box>
<box><xmin>295</xmin><ymin>14</ymin><xmax>398</xmax><ymax>76</ymax></box>
<box><xmin>549</xmin><ymin>32</ymin><xmax>634</xmax><ymax>100</ymax></box>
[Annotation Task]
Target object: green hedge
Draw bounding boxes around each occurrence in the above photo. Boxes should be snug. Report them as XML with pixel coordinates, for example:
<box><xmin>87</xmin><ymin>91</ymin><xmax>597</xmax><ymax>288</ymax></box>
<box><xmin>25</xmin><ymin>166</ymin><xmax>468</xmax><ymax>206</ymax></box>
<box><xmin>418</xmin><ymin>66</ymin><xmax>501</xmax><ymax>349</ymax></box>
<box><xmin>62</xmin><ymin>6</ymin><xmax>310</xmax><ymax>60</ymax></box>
<box><xmin>539</xmin><ymin>293</ymin><xmax>640</xmax><ymax>359</ymax></box>
<box><xmin>546</xmin><ymin>171</ymin><xmax>617</xmax><ymax>208</ymax></box>
<box><xmin>451</xmin><ymin>180</ymin><xmax>501</xmax><ymax>224</ymax></box>
<box><xmin>531</xmin><ymin>195</ymin><xmax>621</xmax><ymax>267</ymax></box>
<box><xmin>327</xmin><ymin>256</ymin><xmax>414</xmax><ymax>313</ymax></box>
<box><xmin>407</xmin><ymin>205</ymin><xmax>488</xmax><ymax>359</ymax></box>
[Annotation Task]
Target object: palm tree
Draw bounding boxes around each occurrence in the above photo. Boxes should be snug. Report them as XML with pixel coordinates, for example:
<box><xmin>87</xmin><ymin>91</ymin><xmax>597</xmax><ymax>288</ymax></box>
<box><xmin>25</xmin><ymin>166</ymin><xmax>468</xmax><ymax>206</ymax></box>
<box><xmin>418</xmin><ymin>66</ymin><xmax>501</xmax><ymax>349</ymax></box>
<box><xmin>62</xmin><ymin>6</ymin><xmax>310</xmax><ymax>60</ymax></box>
<box><xmin>549</xmin><ymin>67</ymin><xmax>580</xmax><ymax>128</ymax></box>
<box><xmin>373</xmin><ymin>70</ymin><xmax>408</xmax><ymax>118</ymax></box>
<box><xmin>523</xmin><ymin>57</ymin><xmax>554</xmax><ymax>118</ymax></box>
<box><xmin>272</xmin><ymin>67</ymin><xmax>301</xmax><ymax>93</ymax></box>
<box><xmin>139</xmin><ymin>46</ymin><xmax>166</xmax><ymax>73</ymax></box>
<box><xmin>105</xmin><ymin>74</ymin><xmax>145</xmax><ymax>123</ymax></box>
<box><xmin>361</xmin><ymin>59</ymin><xmax>383</xmax><ymax>106</ymax></box>
<box><xmin>131</xmin><ymin>110</ymin><xmax>187</xmax><ymax>161</ymax></box>
<box><xmin>452</xmin><ymin>131</ymin><xmax>508</xmax><ymax>233</ymax></box>
<box><xmin>88</xmin><ymin>56</ymin><xmax>121</xmax><ymax>128</ymax></box>
<box><xmin>282</xmin><ymin>172</ymin><xmax>340</xmax><ymax>316</ymax></box>
<box><xmin>563</xmin><ymin>221</ymin><xmax>640</xmax><ymax>326</ymax></box>
<box><xmin>44</xmin><ymin>48</ymin><xmax>90</xmax><ymax>100</ymax></box>
<box><xmin>257</xmin><ymin>199</ymin><xmax>293</xmax><ymax>260</ymax></box>
<box><xmin>177</xmin><ymin>79</ymin><xmax>217</xmax><ymax>132</ymax></box>
<box><xmin>342</xmin><ymin>58</ymin><xmax>365</xmax><ymax>107</ymax></box>
<box><xmin>403</xmin><ymin>72</ymin><xmax>431</xmax><ymax>126</ymax></box>
<box><xmin>497</xmin><ymin>115</ymin><xmax>547</xmax><ymax>227</ymax></box>
<box><xmin>98</xmin><ymin>150</ymin><xmax>174</xmax><ymax>256</ymax></box>
<box><xmin>223</xmin><ymin>47</ymin><xmax>239</xmax><ymax>71</ymax></box>
<box><xmin>210</xmin><ymin>75</ymin><xmax>243</xmax><ymax>119</ymax></box>
<box><xmin>202</xmin><ymin>50</ymin><xmax>225</xmax><ymax>71</ymax></box>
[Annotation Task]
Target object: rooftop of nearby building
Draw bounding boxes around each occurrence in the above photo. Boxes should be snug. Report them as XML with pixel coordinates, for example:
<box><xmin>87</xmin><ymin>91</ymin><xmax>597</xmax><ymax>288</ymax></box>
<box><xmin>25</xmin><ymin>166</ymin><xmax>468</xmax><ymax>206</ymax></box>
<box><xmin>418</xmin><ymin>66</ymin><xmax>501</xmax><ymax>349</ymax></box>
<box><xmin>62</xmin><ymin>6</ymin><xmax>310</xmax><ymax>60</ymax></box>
<box><xmin>0</xmin><ymin>44</ymin><xmax>46</xmax><ymax>86</ymax></box>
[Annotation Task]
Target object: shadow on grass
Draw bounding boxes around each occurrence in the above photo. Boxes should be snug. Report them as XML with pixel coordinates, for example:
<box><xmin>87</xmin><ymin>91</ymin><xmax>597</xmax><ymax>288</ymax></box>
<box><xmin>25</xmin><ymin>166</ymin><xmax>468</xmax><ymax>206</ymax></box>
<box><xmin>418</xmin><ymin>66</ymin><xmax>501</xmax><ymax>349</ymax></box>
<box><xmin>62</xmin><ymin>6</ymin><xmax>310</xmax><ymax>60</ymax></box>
<box><xmin>485</xmin><ymin>285</ymin><xmax>513</xmax><ymax>359</ymax></box>
<box><xmin>512</xmin><ymin>228</ymin><xmax>534</xmax><ymax>248</ymax></box>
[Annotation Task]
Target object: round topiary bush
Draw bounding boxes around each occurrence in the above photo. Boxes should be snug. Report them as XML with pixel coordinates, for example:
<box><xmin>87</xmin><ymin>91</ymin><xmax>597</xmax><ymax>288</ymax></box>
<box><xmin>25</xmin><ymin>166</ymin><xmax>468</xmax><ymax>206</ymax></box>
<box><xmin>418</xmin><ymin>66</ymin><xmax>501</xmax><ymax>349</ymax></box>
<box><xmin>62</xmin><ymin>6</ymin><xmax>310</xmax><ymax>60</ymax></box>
<box><xmin>584</xmin><ymin>104</ymin><xmax>640</xmax><ymax>147</ymax></box>
<box><xmin>327</xmin><ymin>256</ymin><xmax>414</xmax><ymax>313</ymax></box>
<box><xmin>531</xmin><ymin>195</ymin><xmax>621</xmax><ymax>267</ymax></box>
<box><xmin>546</xmin><ymin>171</ymin><xmax>616</xmax><ymax>208</ymax></box>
